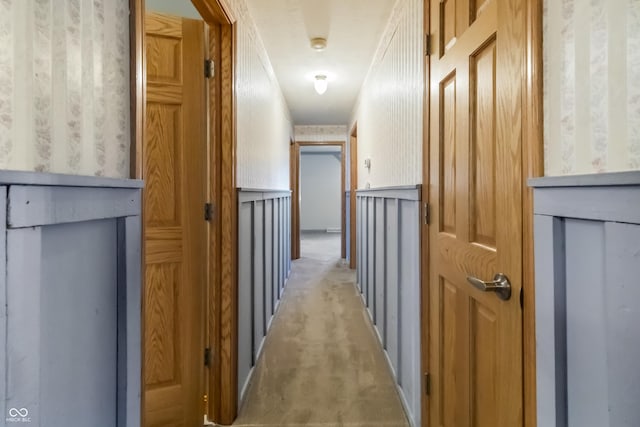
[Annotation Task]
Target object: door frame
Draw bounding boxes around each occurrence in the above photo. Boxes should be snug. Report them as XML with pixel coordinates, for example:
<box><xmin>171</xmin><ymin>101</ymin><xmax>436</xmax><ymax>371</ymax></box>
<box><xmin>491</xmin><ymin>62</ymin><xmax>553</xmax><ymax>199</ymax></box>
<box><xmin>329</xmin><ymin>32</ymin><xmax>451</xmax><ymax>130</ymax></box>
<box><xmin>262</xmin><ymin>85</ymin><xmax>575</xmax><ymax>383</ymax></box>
<box><xmin>130</xmin><ymin>0</ymin><xmax>239</xmax><ymax>424</ymax></box>
<box><xmin>419</xmin><ymin>0</ymin><xmax>543</xmax><ymax>426</ymax></box>
<box><xmin>290</xmin><ymin>140</ymin><xmax>346</xmax><ymax>259</ymax></box>
<box><xmin>290</xmin><ymin>139</ymin><xmax>300</xmax><ymax>259</ymax></box>
<box><xmin>349</xmin><ymin>125</ymin><xmax>357</xmax><ymax>269</ymax></box>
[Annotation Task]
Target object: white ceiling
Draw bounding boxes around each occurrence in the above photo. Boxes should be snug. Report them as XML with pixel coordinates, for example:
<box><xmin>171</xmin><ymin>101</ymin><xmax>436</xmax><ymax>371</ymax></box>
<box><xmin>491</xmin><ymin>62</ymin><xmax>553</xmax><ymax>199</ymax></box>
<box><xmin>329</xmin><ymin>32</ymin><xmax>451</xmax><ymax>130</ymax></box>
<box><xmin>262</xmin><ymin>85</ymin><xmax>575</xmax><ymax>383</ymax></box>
<box><xmin>246</xmin><ymin>0</ymin><xmax>396</xmax><ymax>126</ymax></box>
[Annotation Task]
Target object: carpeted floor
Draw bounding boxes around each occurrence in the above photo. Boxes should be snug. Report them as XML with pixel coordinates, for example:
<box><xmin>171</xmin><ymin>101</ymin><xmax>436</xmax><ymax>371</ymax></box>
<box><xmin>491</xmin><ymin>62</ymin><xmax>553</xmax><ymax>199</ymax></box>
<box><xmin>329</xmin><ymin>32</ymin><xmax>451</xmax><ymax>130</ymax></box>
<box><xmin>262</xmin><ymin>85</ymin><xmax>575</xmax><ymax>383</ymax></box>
<box><xmin>232</xmin><ymin>232</ymin><xmax>409</xmax><ymax>427</ymax></box>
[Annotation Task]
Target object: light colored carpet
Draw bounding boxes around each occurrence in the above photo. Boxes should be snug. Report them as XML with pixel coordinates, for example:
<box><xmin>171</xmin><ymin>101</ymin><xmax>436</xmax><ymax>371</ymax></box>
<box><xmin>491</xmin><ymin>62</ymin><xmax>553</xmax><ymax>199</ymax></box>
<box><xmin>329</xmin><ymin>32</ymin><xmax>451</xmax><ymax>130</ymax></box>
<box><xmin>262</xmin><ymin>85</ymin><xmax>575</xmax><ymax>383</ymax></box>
<box><xmin>232</xmin><ymin>233</ymin><xmax>409</xmax><ymax>427</ymax></box>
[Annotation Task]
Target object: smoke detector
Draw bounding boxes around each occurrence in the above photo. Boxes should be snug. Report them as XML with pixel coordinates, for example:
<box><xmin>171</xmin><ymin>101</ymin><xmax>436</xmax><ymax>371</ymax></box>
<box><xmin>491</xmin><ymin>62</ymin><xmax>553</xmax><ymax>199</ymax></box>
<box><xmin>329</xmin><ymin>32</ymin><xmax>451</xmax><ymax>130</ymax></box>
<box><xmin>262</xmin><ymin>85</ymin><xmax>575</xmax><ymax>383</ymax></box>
<box><xmin>310</xmin><ymin>37</ymin><xmax>327</xmax><ymax>51</ymax></box>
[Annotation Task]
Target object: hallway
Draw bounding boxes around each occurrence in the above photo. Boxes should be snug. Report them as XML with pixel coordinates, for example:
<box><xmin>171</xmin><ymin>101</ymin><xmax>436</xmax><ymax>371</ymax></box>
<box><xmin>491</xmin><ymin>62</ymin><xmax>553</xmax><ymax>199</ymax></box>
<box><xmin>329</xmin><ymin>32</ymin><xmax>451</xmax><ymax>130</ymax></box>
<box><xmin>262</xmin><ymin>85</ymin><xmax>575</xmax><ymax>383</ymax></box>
<box><xmin>233</xmin><ymin>232</ymin><xmax>409</xmax><ymax>427</ymax></box>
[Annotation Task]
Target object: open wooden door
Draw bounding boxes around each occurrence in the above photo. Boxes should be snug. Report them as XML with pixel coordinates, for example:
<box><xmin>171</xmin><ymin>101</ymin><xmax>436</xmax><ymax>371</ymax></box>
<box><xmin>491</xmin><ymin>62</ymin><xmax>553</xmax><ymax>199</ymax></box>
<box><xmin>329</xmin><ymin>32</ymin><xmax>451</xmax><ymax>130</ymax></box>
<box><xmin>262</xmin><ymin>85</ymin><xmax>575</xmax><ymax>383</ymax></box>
<box><xmin>143</xmin><ymin>13</ymin><xmax>207</xmax><ymax>427</ymax></box>
<box><xmin>427</xmin><ymin>0</ymin><xmax>525</xmax><ymax>425</ymax></box>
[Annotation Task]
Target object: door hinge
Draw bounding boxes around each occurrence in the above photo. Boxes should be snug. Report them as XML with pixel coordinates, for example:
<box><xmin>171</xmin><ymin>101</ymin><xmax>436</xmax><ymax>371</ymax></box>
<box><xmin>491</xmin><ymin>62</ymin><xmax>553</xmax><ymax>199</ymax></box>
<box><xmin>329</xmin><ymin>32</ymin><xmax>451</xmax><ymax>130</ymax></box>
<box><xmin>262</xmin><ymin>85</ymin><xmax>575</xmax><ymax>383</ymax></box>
<box><xmin>424</xmin><ymin>372</ymin><xmax>431</xmax><ymax>395</ymax></box>
<box><xmin>204</xmin><ymin>203</ymin><xmax>214</xmax><ymax>221</ymax></box>
<box><xmin>204</xmin><ymin>59</ymin><xmax>214</xmax><ymax>78</ymax></box>
<box><xmin>425</xmin><ymin>33</ymin><xmax>431</xmax><ymax>56</ymax></box>
<box><xmin>424</xmin><ymin>202</ymin><xmax>431</xmax><ymax>225</ymax></box>
<box><xmin>204</xmin><ymin>347</ymin><xmax>212</xmax><ymax>367</ymax></box>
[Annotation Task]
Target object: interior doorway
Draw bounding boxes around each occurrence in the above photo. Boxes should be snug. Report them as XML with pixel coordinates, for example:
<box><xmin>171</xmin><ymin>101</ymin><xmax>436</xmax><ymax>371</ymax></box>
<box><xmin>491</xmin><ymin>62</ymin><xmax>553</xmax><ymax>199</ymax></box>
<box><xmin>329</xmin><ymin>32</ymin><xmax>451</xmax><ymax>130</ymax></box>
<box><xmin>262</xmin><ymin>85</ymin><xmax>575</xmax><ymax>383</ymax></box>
<box><xmin>291</xmin><ymin>141</ymin><xmax>346</xmax><ymax>262</ymax></box>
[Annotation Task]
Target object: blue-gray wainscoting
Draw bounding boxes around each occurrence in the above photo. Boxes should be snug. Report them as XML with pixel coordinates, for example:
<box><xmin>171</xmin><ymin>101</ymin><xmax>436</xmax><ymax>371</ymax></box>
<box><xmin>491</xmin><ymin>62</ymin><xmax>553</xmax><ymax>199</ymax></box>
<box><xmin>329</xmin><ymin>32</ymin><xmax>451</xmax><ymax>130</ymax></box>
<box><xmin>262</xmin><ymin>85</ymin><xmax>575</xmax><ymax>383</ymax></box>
<box><xmin>356</xmin><ymin>185</ymin><xmax>421</xmax><ymax>427</ymax></box>
<box><xmin>237</xmin><ymin>189</ymin><xmax>292</xmax><ymax>404</ymax></box>
<box><xmin>530</xmin><ymin>171</ymin><xmax>640</xmax><ymax>427</ymax></box>
<box><xmin>0</xmin><ymin>170</ymin><xmax>143</xmax><ymax>427</ymax></box>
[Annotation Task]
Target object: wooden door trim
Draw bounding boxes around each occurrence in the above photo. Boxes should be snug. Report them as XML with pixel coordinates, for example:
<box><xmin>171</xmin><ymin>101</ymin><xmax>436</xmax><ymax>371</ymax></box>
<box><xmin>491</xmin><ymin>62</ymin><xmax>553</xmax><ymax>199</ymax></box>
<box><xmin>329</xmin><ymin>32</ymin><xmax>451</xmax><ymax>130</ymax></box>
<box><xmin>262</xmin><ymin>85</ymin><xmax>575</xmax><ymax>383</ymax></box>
<box><xmin>290</xmin><ymin>140</ymin><xmax>300</xmax><ymax>260</ymax></box>
<box><xmin>128</xmin><ymin>2</ymin><xmax>145</xmax><ymax>426</ymax></box>
<box><xmin>420</xmin><ymin>1</ymin><xmax>430</xmax><ymax>425</ymax></box>
<box><xmin>292</xmin><ymin>141</ymin><xmax>346</xmax><ymax>259</ymax></box>
<box><xmin>131</xmin><ymin>0</ymin><xmax>237</xmax><ymax>424</ymax></box>
<box><xmin>419</xmin><ymin>0</ymin><xmax>543</xmax><ymax>425</ymax></box>
<box><xmin>129</xmin><ymin>0</ymin><xmax>145</xmax><ymax>180</ymax></box>
<box><xmin>349</xmin><ymin>124</ymin><xmax>357</xmax><ymax>269</ymax></box>
<box><xmin>523</xmin><ymin>1</ymin><xmax>544</xmax><ymax>426</ymax></box>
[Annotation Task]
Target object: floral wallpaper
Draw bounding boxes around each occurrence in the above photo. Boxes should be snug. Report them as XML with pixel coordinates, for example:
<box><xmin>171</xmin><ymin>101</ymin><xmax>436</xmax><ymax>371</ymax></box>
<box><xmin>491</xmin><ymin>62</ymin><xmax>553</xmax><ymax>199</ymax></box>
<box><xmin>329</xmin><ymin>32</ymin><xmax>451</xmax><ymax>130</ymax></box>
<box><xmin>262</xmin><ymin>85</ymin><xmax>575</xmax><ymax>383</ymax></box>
<box><xmin>0</xmin><ymin>0</ymin><xmax>130</xmax><ymax>178</ymax></box>
<box><xmin>544</xmin><ymin>0</ymin><xmax>640</xmax><ymax>175</ymax></box>
<box><xmin>294</xmin><ymin>125</ymin><xmax>347</xmax><ymax>142</ymax></box>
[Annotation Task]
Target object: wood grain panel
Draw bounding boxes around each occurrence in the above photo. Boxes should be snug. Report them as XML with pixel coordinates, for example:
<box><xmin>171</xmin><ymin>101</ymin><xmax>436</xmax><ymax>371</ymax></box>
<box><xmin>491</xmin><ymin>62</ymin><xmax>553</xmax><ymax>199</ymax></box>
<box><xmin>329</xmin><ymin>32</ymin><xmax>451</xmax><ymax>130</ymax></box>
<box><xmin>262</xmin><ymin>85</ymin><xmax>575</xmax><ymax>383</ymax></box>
<box><xmin>145</xmin><ymin>263</ymin><xmax>180</xmax><ymax>386</ymax></box>
<box><xmin>427</xmin><ymin>0</ymin><xmax>526</xmax><ymax>425</ymax></box>
<box><xmin>145</xmin><ymin>238</ymin><xmax>183</xmax><ymax>264</ymax></box>
<box><xmin>472</xmin><ymin>0</ymin><xmax>492</xmax><ymax>20</ymax></box>
<box><xmin>145</xmin><ymin>13</ymin><xmax>183</xmax><ymax>38</ymax></box>
<box><xmin>441</xmin><ymin>279</ymin><xmax>459</xmax><ymax>427</ymax></box>
<box><xmin>144</xmin><ymin>14</ymin><xmax>206</xmax><ymax>427</ymax></box>
<box><xmin>146</xmin><ymin>36</ymin><xmax>182</xmax><ymax>83</ymax></box>
<box><xmin>144</xmin><ymin>385</ymin><xmax>183</xmax><ymax>427</ymax></box>
<box><xmin>442</xmin><ymin>0</ymin><xmax>457</xmax><ymax>51</ymax></box>
<box><xmin>523</xmin><ymin>2</ymin><xmax>544</xmax><ymax>426</ymax></box>
<box><xmin>129</xmin><ymin>0</ymin><xmax>145</xmax><ymax>180</ymax></box>
<box><xmin>471</xmin><ymin>301</ymin><xmax>497</xmax><ymax>427</ymax></box>
<box><xmin>457</xmin><ymin>0</ymin><xmax>471</xmax><ymax>39</ymax></box>
<box><xmin>350</xmin><ymin>127</ymin><xmax>357</xmax><ymax>269</ymax></box>
<box><xmin>146</xmin><ymin>83</ymin><xmax>183</xmax><ymax>104</ymax></box>
<box><xmin>145</xmin><ymin>103</ymin><xmax>180</xmax><ymax>227</ymax></box>
<box><xmin>440</xmin><ymin>74</ymin><xmax>456</xmax><ymax>235</ymax></box>
<box><xmin>470</xmin><ymin>38</ymin><xmax>497</xmax><ymax>247</ymax></box>
<box><xmin>438</xmin><ymin>233</ymin><xmax>496</xmax><ymax>285</ymax></box>
<box><xmin>218</xmin><ymin>22</ymin><xmax>238</xmax><ymax>425</ymax></box>
<box><xmin>441</xmin><ymin>0</ymin><xmax>473</xmax><ymax>54</ymax></box>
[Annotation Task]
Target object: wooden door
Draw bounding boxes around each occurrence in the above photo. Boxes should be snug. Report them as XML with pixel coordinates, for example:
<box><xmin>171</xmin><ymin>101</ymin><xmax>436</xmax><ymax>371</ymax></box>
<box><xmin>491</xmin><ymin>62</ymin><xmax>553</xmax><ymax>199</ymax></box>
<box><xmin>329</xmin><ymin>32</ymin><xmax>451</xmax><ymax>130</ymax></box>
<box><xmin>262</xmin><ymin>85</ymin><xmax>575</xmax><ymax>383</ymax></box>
<box><xmin>427</xmin><ymin>0</ymin><xmax>524</xmax><ymax>425</ymax></box>
<box><xmin>144</xmin><ymin>13</ymin><xmax>207</xmax><ymax>427</ymax></box>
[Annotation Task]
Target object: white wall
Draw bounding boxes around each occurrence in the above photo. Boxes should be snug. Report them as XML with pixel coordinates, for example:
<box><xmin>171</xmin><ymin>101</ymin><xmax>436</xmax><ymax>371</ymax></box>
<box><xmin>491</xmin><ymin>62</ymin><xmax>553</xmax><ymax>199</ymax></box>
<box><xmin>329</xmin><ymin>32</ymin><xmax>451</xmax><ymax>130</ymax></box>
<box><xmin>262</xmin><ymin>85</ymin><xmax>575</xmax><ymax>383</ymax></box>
<box><xmin>544</xmin><ymin>0</ymin><xmax>640</xmax><ymax>175</ymax></box>
<box><xmin>224</xmin><ymin>0</ymin><xmax>293</xmax><ymax>190</ymax></box>
<box><xmin>0</xmin><ymin>0</ymin><xmax>130</xmax><ymax>178</ymax></box>
<box><xmin>300</xmin><ymin>153</ymin><xmax>341</xmax><ymax>231</ymax></box>
<box><xmin>350</xmin><ymin>0</ymin><xmax>423</xmax><ymax>188</ymax></box>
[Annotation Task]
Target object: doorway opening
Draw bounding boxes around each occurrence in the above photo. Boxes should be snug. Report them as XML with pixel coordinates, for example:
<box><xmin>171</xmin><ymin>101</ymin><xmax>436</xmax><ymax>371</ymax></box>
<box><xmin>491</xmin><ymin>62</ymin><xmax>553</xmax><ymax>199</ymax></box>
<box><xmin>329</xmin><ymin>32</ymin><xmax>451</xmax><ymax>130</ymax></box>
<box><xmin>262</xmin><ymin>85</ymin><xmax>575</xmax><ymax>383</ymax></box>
<box><xmin>291</xmin><ymin>141</ymin><xmax>346</xmax><ymax>262</ymax></box>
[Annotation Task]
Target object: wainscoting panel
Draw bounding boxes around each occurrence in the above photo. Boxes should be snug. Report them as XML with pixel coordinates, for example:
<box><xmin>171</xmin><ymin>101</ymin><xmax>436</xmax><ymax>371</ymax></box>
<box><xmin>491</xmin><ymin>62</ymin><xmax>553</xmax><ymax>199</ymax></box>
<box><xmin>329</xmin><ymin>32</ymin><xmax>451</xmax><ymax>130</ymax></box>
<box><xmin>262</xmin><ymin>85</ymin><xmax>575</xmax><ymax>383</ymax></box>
<box><xmin>531</xmin><ymin>172</ymin><xmax>640</xmax><ymax>427</ymax></box>
<box><xmin>237</xmin><ymin>189</ymin><xmax>292</xmax><ymax>403</ymax></box>
<box><xmin>356</xmin><ymin>185</ymin><xmax>421</xmax><ymax>427</ymax></box>
<box><xmin>0</xmin><ymin>171</ymin><xmax>142</xmax><ymax>427</ymax></box>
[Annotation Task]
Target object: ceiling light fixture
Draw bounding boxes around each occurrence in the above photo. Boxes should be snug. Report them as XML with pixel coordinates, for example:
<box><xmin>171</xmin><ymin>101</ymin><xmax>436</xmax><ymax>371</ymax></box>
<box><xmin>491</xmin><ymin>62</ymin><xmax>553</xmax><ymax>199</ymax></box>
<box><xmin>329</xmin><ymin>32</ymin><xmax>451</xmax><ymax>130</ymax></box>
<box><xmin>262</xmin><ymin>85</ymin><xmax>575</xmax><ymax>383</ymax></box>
<box><xmin>310</xmin><ymin>37</ymin><xmax>327</xmax><ymax>51</ymax></box>
<box><xmin>314</xmin><ymin>75</ymin><xmax>328</xmax><ymax>95</ymax></box>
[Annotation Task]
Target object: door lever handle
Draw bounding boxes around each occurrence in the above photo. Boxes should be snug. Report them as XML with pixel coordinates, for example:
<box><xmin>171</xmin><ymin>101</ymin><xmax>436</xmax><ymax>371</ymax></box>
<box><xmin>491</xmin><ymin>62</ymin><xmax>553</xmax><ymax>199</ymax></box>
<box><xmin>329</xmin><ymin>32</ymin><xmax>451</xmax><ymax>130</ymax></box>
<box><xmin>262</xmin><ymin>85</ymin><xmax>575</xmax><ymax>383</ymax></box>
<box><xmin>466</xmin><ymin>273</ymin><xmax>512</xmax><ymax>301</ymax></box>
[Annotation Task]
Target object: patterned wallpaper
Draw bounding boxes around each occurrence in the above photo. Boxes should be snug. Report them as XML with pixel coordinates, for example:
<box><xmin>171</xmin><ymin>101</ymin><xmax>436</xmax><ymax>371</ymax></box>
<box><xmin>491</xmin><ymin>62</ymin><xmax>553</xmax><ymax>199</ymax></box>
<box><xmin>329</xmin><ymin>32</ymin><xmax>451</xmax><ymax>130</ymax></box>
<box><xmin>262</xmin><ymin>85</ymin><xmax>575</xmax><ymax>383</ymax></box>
<box><xmin>226</xmin><ymin>0</ymin><xmax>293</xmax><ymax>190</ymax></box>
<box><xmin>0</xmin><ymin>0</ymin><xmax>130</xmax><ymax>178</ymax></box>
<box><xmin>350</xmin><ymin>0</ymin><xmax>424</xmax><ymax>189</ymax></box>
<box><xmin>294</xmin><ymin>125</ymin><xmax>347</xmax><ymax>143</ymax></box>
<box><xmin>544</xmin><ymin>0</ymin><xmax>640</xmax><ymax>175</ymax></box>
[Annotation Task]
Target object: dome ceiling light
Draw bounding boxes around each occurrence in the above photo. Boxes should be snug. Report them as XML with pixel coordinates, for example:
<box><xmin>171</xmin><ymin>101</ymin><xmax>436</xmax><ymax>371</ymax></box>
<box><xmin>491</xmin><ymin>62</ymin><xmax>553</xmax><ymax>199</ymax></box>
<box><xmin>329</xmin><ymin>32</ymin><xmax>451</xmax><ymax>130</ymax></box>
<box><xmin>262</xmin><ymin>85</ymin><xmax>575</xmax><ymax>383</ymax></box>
<box><xmin>310</xmin><ymin>37</ymin><xmax>327</xmax><ymax>51</ymax></box>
